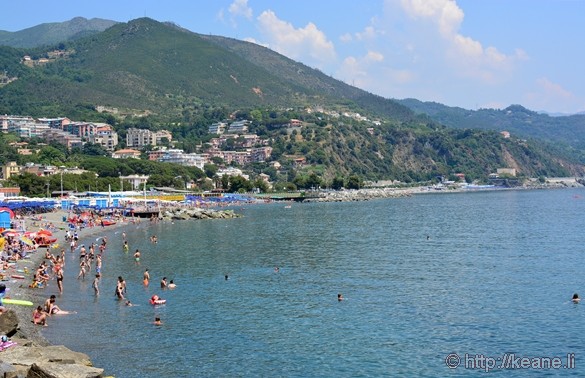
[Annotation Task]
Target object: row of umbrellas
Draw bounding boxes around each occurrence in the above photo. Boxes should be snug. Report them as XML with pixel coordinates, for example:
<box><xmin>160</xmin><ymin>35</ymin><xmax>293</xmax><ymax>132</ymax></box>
<box><xmin>1</xmin><ymin>228</ymin><xmax>54</xmax><ymax>247</ymax></box>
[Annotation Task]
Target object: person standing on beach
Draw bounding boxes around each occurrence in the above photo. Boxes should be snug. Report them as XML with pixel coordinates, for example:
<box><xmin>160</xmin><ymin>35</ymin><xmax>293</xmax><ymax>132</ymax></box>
<box><xmin>95</xmin><ymin>254</ymin><xmax>102</xmax><ymax>276</ymax></box>
<box><xmin>92</xmin><ymin>274</ymin><xmax>100</xmax><ymax>296</ymax></box>
<box><xmin>56</xmin><ymin>268</ymin><xmax>64</xmax><ymax>294</ymax></box>
<box><xmin>118</xmin><ymin>276</ymin><xmax>127</xmax><ymax>295</ymax></box>
<box><xmin>77</xmin><ymin>259</ymin><xmax>86</xmax><ymax>280</ymax></box>
<box><xmin>115</xmin><ymin>280</ymin><xmax>124</xmax><ymax>300</ymax></box>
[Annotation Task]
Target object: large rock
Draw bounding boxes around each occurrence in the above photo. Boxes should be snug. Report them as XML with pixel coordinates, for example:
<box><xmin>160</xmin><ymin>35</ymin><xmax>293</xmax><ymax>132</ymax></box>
<box><xmin>0</xmin><ymin>345</ymin><xmax>92</xmax><ymax>367</ymax></box>
<box><xmin>27</xmin><ymin>362</ymin><xmax>104</xmax><ymax>378</ymax></box>
<box><xmin>0</xmin><ymin>310</ymin><xmax>19</xmax><ymax>337</ymax></box>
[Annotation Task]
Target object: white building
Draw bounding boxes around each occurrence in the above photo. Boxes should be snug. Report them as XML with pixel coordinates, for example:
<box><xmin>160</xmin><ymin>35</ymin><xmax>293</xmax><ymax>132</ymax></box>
<box><xmin>157</xmin><ymin>149</ymin><xmax>205</xmax><ymax>169</ymax></box>
<box><xmin>126</xmin><ymin>128</ymin><xmax>173</xmax><ymax>148</ymax></box>
<box><xmin>208</xmin><ymin>122</ymin><xmax>227</xmax><ymax>135</ymax></box>
<box><xmin>88</xmin><ymin>125</ymin><xmax>119</xmax><ymax>151</ymax></box>
<box><xmin>227</xmin><ymin>120</ymin><xmax>250</xmax><ymax>134</ymax></box>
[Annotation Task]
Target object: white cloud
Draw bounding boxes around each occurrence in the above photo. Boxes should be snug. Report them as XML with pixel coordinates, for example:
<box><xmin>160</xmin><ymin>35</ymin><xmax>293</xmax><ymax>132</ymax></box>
<box><xmin>228</xmin><ymin>0</ymin><xmax>253</xmax><ymax>20</ymax></box>
<box><xmin>256</xmin><ymin>10</ymin><xmax>336</xmax><ymax>67</ymax></box>
<box><xmin>339</xmin><ymin>33</ymin><xmax>353</xmax><ymax>43</ymax></box>
<box><xmin>523</xmin><ymin>77</ymin><xmax>582</xmax><ymax>112</ymax></box>
<box><xmin>355</xmin><ymin>25</ymin><xmax>377</xmax><ymax>41</ymax></box>
<box><xmin>337</xmin><ymin>51</ymin><xmax>393</xmax><ymax>88</ymax></box>
<box><xmin>391</xmin><ymin>0</ymin><xmax>526</xmax><ymax>83</ymax></box>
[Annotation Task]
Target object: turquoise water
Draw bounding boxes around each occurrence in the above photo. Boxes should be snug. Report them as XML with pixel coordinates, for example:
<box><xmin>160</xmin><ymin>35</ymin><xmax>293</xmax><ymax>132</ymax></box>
<box><xmin>43</xmin><ymin>189</ymin><xmax>585</xmax><ymax>377</ymax></box>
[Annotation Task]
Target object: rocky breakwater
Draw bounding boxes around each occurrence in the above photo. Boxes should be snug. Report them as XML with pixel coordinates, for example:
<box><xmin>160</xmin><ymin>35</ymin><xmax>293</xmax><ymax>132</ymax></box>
<box><xmin>161</xmin><ymin>207</ymin><xmax>242</xmax><ymax>221</ymax></box>
<box><xmin>303</xmin><ymin>188</ymin><xmax>413</xmax><ymax>203</ymax></box>
<box><xmin>0</xmin><ymin>310</ymin><xmax>103</xmax><ymax>378</ymax></box>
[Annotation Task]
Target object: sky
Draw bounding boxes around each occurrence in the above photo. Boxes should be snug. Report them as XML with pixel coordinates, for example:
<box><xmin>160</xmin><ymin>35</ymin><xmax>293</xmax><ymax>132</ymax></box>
<box><xmin>3</xmin><ymin>0</ymin><xmax>585</xmax><ymax>114</ymax></box>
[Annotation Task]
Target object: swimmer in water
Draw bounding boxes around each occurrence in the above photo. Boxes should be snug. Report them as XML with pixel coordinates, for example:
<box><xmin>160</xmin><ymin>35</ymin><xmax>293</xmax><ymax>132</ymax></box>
<box><xmin>133</xmin><ymin>249</ymin><xmax>141</xmax><ymax>262</ymax></box>
<box><xmin>154</xmin><ymin>317</ymin><xmax>162</xmax><ymax>326</ymax></box>
<box><xmin>225</xmin><ymin>274</ymin><xmax>229</xmax><ymax>280</ymax></box>
<box><xmin>338</xmin><ymin>293</ymin><xmax>344</xmax><ymax>301</ymax></box>
<box><xmin>168</xmin><ymin>280</ymin><xmax>176</xmax><ymax>289</ymax></box>
<box><xmin>143</xmin><ymin>268</ymin><xmax>150</xmax><ymax>286</ymax></box>
<box><xmin>572</xmin><ymin>293</ymin><xmax>580</xmax><ymax>303</ymax></box>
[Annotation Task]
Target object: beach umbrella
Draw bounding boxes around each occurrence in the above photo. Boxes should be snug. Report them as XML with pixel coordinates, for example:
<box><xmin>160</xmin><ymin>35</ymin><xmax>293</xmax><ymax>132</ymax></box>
<box><xmin>37</xmin><ymin>229</ymin><xmax>53</xmax><ymax>236</ymax></box>
<box><xmin>1</xmin><ymin>229</ymin><xmax>18</xmax><ymax>235</ymax></box>
<box><xmin>2</xmin><ymin>230</ymin><xmax>19</xmax><ymax>237</ymax></box>
<box><xmin>19</xmin><ymin>236</ymin><xmax>35</xmax><ymax>247</ymax></box>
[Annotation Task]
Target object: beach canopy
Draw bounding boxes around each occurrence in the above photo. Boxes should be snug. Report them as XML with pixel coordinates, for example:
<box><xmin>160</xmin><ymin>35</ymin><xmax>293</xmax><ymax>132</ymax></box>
<box><xmin>19</xmin><ymin>236</ymin><xmax>35</xmax><ymax>247</ymax></box>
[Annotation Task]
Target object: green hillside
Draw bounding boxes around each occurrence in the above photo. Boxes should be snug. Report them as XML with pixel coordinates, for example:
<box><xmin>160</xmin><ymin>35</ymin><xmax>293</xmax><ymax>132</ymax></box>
<box><xmin>0</xmin><ymin>18</ymin><xmax>413</xmax><ymax>122</ymax></box>
<box><xmin>398</xmin><ymin>99</ymin><xmax>585</xmax><ymax>161</ymax></box>
<box><xmin>0</xmin><ymin>17</ymin><xmax>117</xmax><ymax>48</ymax></box>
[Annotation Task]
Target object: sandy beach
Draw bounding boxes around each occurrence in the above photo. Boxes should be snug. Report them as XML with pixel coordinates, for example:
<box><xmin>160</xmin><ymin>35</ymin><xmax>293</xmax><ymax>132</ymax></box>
<box><xmin>5</xmin><ymin>209</ymin><xmax>134</xmax><ymax>347</ymax></box>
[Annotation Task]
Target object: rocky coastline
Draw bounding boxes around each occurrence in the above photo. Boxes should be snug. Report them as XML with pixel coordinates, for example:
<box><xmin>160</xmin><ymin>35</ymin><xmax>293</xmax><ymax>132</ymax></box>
<box><xmin>161</xmin><ymin>207</ymin><xmax>242</xmax><ymax>221</ymax></box>
<box><xmin>302</xmin><ymin>180</ymin><xmax>585</xmax><ymax>203</ymax></box>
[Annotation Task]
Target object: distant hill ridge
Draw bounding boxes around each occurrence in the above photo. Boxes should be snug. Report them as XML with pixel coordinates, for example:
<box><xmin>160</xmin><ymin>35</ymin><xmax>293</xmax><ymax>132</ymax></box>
<box><xmin>0</xmin><ymin>17</ymin><xmax>118</xmax><ymax>48</ymax></box>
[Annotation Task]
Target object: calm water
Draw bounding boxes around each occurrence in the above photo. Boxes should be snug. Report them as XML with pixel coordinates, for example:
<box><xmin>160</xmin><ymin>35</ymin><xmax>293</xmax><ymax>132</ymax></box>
<box><xmin>43</xmin><ymin>189</ymin><xmax>585</xmax><ymax>377</ymax></box>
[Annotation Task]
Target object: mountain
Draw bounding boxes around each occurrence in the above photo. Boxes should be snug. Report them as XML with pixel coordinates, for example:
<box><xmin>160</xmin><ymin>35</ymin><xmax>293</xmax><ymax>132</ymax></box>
<box><xmin>0</xmin><ymin>17</ymin><xmax>118</xmax><ymax>48</ymax></box>
<box><xmin>0</xmin><ymin>17</ymin><xmax>583</xmax><ymax>182</ymax></box>
<box><xmin>0</xmin><ymin>17</ymin><xmax>414</xmax><ymax>122</ymax></box>
<box><xmin>397</xmin><ymin>99</ymin><xmax>585</xmax><ymax>160</ymax></box>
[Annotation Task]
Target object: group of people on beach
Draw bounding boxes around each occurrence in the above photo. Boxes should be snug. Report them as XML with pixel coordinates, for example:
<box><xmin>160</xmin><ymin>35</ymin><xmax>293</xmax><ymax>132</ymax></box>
<box><xmin>32</xmin><ymin>294</ymin><xmax>73</xmax><ymax>326</ymax></box>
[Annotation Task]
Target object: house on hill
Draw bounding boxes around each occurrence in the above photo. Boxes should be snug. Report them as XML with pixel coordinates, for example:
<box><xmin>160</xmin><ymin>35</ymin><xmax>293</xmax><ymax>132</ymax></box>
<box><xmin>112</xmin><ymin>149</ymin><xmax>141</xmax><ymax>159</ymax></box>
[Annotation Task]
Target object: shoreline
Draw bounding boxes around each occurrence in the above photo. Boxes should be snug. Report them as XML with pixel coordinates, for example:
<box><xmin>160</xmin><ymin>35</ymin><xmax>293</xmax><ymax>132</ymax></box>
<box><xmin>2</xmin><ymin>209</ymin><xmax>133</xmax><ymax>375</ymax></box>
<box><xmin>1</xmin><ymin>205</ymin><xmax>242</xmax><ymax>376</ymax></box>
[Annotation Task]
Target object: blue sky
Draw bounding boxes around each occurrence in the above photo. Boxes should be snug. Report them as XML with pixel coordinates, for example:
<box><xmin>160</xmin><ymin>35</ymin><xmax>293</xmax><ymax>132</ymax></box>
<box><xmin>3</xmin><ymin>0</ymin><xmax>584</xmax><ymax>114</ymax></box>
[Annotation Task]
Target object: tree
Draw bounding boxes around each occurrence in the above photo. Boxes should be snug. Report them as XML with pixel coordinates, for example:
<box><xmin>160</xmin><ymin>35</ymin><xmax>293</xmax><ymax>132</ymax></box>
<box><xmin>346</xmin><ymin>175</ymin><xmax>362</xmax><ymax>190</ymax></box>
<box><xmin>331</xmin><ymin>176</ymin><xmax>345</xmax><ymax>190</ymax></box>
<box><xmin>204</xmin><ymin>164</ymin><xmax>218</xmax><ymax>178</ymax></box>
<box><xmin>37</xmin><ymin>146</ymin><xmax>66</xmax><ymax>165</ymax></box>
<box><xmin>228</xmin><ymin>175</ymin><xmax>251</xmax><ymax>193</ymax></box>
<box><xmin>82</xmin><ymin>143</ymin><xmax>108</xmax><ymax>156</ymax></box>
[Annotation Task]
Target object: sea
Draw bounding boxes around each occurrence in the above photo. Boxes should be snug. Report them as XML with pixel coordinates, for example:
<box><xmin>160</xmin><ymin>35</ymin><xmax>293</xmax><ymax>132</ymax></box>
<box><xmin>42</xmin><ymin>188</ymin><xmax>585</xmax><ymax>377</ymax></box>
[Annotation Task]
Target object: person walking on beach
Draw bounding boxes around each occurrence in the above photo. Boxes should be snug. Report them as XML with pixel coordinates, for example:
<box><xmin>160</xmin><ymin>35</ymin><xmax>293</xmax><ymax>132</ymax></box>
<box><xmin>118</xmin><ymin>276</ymin><xmax>127</xmax><ymax>295</ymax></box>
<box><xmin>115</xmin><ymin>279</ymin><xmax>125</xmax><ymax>300</ymax></box>
<box><xmin>56</xmin><ymin>268</ymin><xmax>64</xmax><ymax>294</ymax></box>
<box><xmin>77</xmin><ymin>259</ymin><xmax>87</xmax><ymax>280</ymax></box>
<box><xmin>93</xmin><ymin>274</ymin><xmax>100</xmax><ymax>296</ymax></box>
<box><xmin>95</xmin><ymin>254</ymin><xmax>102</xmax><ymax>277</ymax></box>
